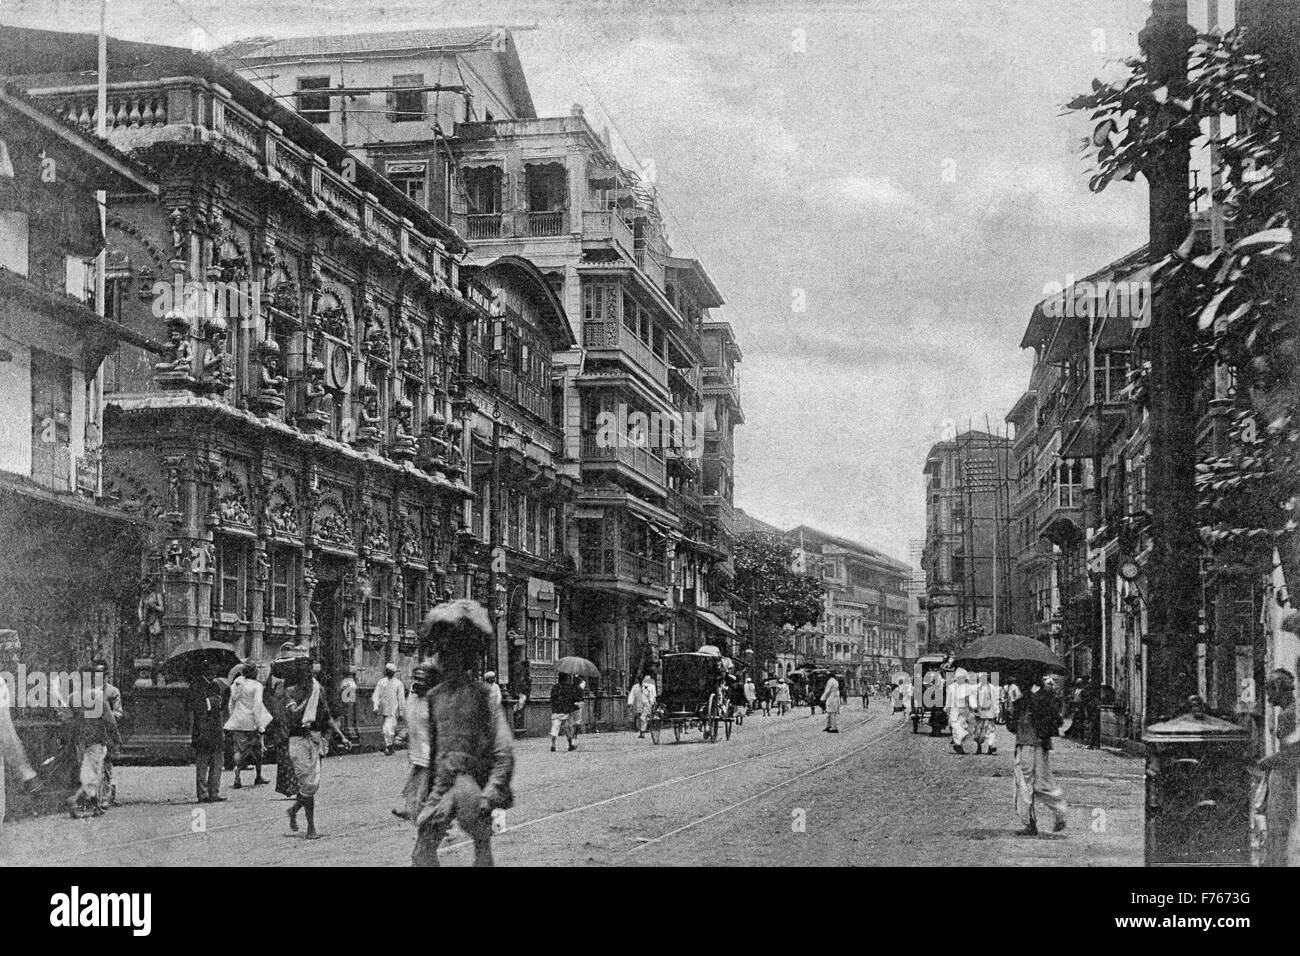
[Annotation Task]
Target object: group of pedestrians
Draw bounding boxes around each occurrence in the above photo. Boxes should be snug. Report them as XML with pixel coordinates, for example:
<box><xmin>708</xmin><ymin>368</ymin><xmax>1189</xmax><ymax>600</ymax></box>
<box><xmin>944</xmin><ymin>669</ymin><xmax>1000</xmax><ymax>756</ymax></box>
<box><xmin>184</xmin><ymin>645</ymin><xmax>367</xmax><ymax>838</ymax></box>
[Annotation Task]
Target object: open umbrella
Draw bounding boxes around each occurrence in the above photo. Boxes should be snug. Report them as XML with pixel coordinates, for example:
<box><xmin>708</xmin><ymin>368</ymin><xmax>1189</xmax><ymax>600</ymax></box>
<box><xmin>952</xmin><ymin>633</ymin><xmax>1064</xmax><ymax>673</ymax></box>
<box><xmin>555</xmin><ymin>656</ymin><xmax>600</xmax><ymax>680</ymax></box>
<box><xmin>159</xmin><ymin>640</ymin><xmax>242</xmax><ymax>679</ymax></box>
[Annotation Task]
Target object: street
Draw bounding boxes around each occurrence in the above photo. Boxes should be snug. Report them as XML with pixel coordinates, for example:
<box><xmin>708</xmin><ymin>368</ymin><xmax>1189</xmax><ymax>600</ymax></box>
<box><xmin>0</xmin><ymin>705</ymin><xmax>1143</xmax><ymax>867</ymax></box>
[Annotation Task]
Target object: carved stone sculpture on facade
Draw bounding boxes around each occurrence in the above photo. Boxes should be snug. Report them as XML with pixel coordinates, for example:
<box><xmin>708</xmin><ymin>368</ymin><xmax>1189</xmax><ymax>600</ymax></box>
<box><xmin>353</xmin><ymin>383</ymin><xmax>382</xmax><ymax>451</ymax></box>
<box><xmin>168</xmin><ymin>207</ymin><xmax>187</xmax><ymax>262</ymax></box>
<box><xmin>297</xmin><ymin>358</ymin><xmax>329</xmax><ymax>432</ymax></box>
<box><xmin>390</xmin><ymin>397</ymin><xmax>418</xmax><ymax>461</ymax></box>
<box><xmin>154</xmin><ymin>311</ymin><xmax>198</xmax><ymax>389</ymax></box>
<box><xmin>444</xmin><ymin>421</ymin><xmax>466</xmax><ymax>479</ymax></box>
<box><xmin>397</xmin><ymin>319</ymin><xmax>422</xmax><ymax>378</ymax></box>
<box><xmin>199</xmin><ymin>317</ymin><xmax>235</xmax><ymax>395</ymax></box>
<box><xmin>252</xmin><ymin>337</ymin><xmax>287</xmax><ymax>413</ymax></box>
<box><xmin>361</xmin><ymin>303</ymin><xmax>390</xmax><ymax>361</ymax></box>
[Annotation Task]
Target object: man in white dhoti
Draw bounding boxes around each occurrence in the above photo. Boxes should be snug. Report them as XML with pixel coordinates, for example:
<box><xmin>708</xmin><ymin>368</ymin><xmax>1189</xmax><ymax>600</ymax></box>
<box><xmin>821</xmin><ymin>672</ymin><xmax>842</xmax><ymax>733</ymax></box>
<box><xmin>372</xmin><ymin>663</ymin><xmax>406</xmax><ymax>755</ymax></box>
<box><xmin>1</xmin><ymin>675</ymin><xmax>40</xmax><ymax>835</ymax></box>
<box><xmin>945</xmin><ymin>668</ymin><xmax>973</xmax><ymax>753</ymax></box>
<box><xmin>970</xmin><ymin>672</ymin><xmax>999</xmax><ymax>755</ymax></box>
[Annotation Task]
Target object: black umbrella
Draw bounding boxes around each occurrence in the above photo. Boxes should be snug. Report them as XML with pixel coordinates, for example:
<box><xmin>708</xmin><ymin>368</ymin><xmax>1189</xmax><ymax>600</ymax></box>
<box><xmin>159</xmin><ymin>640</ymin><xmax>242</xmax><ymax>679</ymax></box>
<box><xmin>555</xmin><ymin>656</ymin><xmax>600</xmax><ymax>679</ymax></box>
<box><xmin>952</xmin><ymin>633</ymin><xmax>1064</xmax><ymax>673</ymax></box>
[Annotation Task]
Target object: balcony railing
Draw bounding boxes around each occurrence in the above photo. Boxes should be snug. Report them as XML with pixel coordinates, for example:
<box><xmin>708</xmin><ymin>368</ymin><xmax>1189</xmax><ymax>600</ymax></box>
<box><xmin>493</xmin><ymin>365</ymin><xmax>551</xmax><ymax>421</ymax></box>
<box><xmin>37</xmin><ymin>78</ymin><xmax>434</xmax><ymax>278</ymax></box>
<box><xmin>582</xmin><ymin>208</ymin><xmax>636</xmax><ymax>259</ymax></box>
<box><xmin>466</xmin><ymin>214</ymin><xmax>502</xmax><ymax>240</ymax></box>
<box><xmin>580</xmin><ymin>548</ymin><xmax>667</xmax><ymax>586</ymax></box>
<box><xmin>583</xmin><ymin>321</ymin><xmax>669</xmax><ymax>388</ymax></box>
<box><xmin>618</xmin><ymin>324</ymin><xmax>668</xmax><ymax>387</ymax></box>
<box><xmin>580</xmin><ymin>434</ymin><xmax>666</xmax><ymax>487</ymax></box>
<box><xmin>527</xmin><ymin>210</ymin><xmax>566</xmax><ymax>237</ymax></box>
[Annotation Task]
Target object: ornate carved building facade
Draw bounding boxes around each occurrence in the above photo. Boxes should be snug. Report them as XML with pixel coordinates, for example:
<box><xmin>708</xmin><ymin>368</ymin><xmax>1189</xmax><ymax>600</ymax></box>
<box><xmin>4</xmin><ymin>29</ymin><xmax>489</xmax><ymax>753</ymax></box>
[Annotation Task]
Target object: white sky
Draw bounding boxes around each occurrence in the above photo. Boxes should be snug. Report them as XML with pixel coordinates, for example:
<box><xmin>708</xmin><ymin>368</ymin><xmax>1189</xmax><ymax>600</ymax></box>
<box><xmin>2</xmin><ymin>0</ymin><xmax>1164</xmax><ymax>563</ymax></box>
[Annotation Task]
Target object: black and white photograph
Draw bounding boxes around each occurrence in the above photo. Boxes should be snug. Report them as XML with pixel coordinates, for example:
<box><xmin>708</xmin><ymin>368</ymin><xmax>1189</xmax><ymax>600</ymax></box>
<box><xmin>0</xmin><ymin>0</ymin><xmax>1295</xmax><ymax>915</ymax></box>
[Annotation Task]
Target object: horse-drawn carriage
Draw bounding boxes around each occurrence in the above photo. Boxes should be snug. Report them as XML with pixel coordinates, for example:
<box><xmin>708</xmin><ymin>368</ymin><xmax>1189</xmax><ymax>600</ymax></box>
<box><xmin>649</xmin><ymin>651</ymin><xmax>734</xmax><ymax>743</ymax></box>
<box><xmin>911</xmin><ymin>653</ymin><xmax>950</xmax><ymax>735</ymax></box>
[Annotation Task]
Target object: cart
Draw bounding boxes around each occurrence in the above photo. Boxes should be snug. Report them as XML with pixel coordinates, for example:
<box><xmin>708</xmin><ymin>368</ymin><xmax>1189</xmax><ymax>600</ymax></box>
<box><xmin>649</xmin><ymin>652</ymin><xmax>733</xmax><ymax>743</ymax></box>
<box><xmin>911</xmin><ymin>653</ymin><xmax>950</xmax><ymax>735</ymax></box>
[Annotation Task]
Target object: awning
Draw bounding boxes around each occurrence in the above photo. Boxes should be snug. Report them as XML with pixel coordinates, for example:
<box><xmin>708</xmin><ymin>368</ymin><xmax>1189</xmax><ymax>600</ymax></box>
<box><xmin>695</xmin><ymin>608</ymin><xmax>736</xmax><ymax>638</ymax></box>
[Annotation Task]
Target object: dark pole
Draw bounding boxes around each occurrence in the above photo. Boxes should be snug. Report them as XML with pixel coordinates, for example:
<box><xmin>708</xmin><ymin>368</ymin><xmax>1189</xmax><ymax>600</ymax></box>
<box><xmin>1141</xmin><ymin>0</ymin><xmax>1199</xmax><ymax>723</ymax></box>
<box><xmin>489</xmin><ymin>404</ymin><xmax>504</xmax><ymax>679</ymax></box>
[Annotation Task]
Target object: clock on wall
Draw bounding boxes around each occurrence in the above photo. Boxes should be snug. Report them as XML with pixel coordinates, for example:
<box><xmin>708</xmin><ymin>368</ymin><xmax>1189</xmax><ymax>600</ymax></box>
<box><xmin>327</xmin><ymin>343</ymin><xmax>351</xmax><ymax>392</ymax></box>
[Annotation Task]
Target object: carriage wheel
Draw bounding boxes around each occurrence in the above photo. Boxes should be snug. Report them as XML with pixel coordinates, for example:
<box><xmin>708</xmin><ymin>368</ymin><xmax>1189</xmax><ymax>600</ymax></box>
<box><xmin>649</xmin><ymin>717</ymin><xmax>661</xmax><ymax>745</ymax></box>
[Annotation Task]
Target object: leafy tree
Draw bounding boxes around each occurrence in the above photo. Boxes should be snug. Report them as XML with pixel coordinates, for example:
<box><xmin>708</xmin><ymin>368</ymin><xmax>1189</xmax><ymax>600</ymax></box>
<box><xmin>731</xmin><ymin>535</ymin><xmax>825</xmax><ymax>667</ymax></box>
<box><xmin>1067</xmin><ymin>12</ymin><xmax>1299</xmax><ymax>584</ymax></box>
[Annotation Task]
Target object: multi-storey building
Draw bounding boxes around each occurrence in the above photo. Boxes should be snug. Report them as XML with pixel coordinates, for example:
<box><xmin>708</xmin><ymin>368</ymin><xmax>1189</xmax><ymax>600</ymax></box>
<box><xmin>788</xmin><ymin>526</ymin><xmax>911</xmax><ymax>693</ymax></box>
<box><xmin>0</xmin><ymin>84</ymin><xmax>158</xmax><ymax>801</ymax></box>
<box><xmin>921</xmin><ymin>430</ymin><xmax>1012</xmax><ymax>652</ymax></box>
<box><xmin>3</xmin><ymin>27</ymin><xmax>493</xmax><ymax>754</ymax></box>
<box><xmin>1013</xmin><ymin>249</ymin><xmax>1145</xmax><ymax>688</ymax></box>
<box><xmin>260</xmin><ymin>44</ymin><xmax>742</xmax><ymax>720</ymax></box>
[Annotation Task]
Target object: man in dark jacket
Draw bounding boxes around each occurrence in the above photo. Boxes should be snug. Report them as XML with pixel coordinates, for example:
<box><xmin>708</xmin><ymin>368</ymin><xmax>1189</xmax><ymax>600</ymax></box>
<box><xmin>549</xmin><ymin>673</ymin><xmax>580</xmax><ymax>752</ymax></box>
<box><xmin>1011</xmin><ymin>674</ymin><xmax>1067</xmax><ymax>836</ymax></box>
<box><xmin>412</xmin><ymin>600</ymin><xmax>514</xmax><ymax>867</ymax></box>
<box><xmin>187</xmin><ymin>660</ymin><xmax>229</xmax><ymax>803</ymax></box>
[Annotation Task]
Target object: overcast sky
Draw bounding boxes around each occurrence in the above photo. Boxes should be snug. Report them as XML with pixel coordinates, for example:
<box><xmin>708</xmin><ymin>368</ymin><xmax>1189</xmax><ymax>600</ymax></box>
<box><xmin>5</xmin><ymin>0</ymin><xmax>1165</xmax><ymax>563</ymax></box>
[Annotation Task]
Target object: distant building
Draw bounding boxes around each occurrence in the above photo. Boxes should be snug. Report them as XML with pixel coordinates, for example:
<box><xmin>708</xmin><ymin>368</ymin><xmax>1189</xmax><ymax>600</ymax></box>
<box><xmin>785</xmin><ymin>526</ymin><xmax>911</xmax><ymax>692</ymax></box>
<box><xmin>921</xmin><ymin>430</ymin><xmax>1012</xmax><ymax>652</ymax></box>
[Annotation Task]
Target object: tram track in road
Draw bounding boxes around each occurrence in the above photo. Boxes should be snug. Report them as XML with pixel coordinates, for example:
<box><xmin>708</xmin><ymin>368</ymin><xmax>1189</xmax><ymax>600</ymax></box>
<box><xmin>438</xmin><ymin>708</ymin><xmax>897</xmax><ymax>860</ymax></box>
<box><xmin>617</xmin><ymin>717</ymin><xmax>906</xmax><ymax>859</ymax></box>
<box><xmin>18</xmin><ymin>708</ymin><xmax>898</xmax><ymax>865</ymax></box>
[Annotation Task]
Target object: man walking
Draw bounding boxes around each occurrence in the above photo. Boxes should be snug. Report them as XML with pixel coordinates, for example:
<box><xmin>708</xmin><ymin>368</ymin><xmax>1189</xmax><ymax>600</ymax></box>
<box><xmin>66</xmin><ymin>684</ymin><xmax>121</xmax><ymax>818</ymax></box>
<box><xmin>0</xmin><ymin>671</ymin><xmax>41</xmax><ymax>835</ymax></box>
<box><xmin>821</xmin><ymin>671</ymin><xmax>842</xmax><ymax>733</ymax></box>
<box><xmin>372</xmin><ymin>662</ymin><xmax>405</xmax><ymax>755</ymax></box>
<box><xmin>550</xmin><ymin>673</ymin><xmax>579</xmax><ymax>751</ymax></box>
<box><xmin>338</xmin><ymin>668</ymin><xmax>359</xmax><ymax>740</ymax></box>
<box><xmin>187</xmin><ymin>660</ymin><xmax>228</xmax><ymax>803</ymax></box>
<box><xmin>393</xmin><ymin>662</ymin><xmax>436</xmax><ymax>822</ymax></box>
<box><xmin>225</xmin><ymin>662</ymin><xmax>271</xmax><ymax>789</ymax></box>
<box><xmin>945</xmin><ymin>668</ymin><xmax>973</xmax><ymax>754</ymax></box>
<box><xmin>1010</xmin><ymin>674</ymin><xmax>1067</xmax><ymax>835</ymax></box>
<box><xmin>412</xmin><ymin>600</ymin><xmax>514</xmax><ymax>867</ymax></box>
<box><xmin>282</xmin><ymin>657</ymin><xmax>352</xmax><ymax>840</ymax></box>
<box><xmin>90</xmin><ymin>659</ymin><xmax>122</xmax><ymax>805</ymax></box>
<box><xmin>970</xmin><ymin>672</ymin><xmax>999</xmax><ymax>755</ymax></box>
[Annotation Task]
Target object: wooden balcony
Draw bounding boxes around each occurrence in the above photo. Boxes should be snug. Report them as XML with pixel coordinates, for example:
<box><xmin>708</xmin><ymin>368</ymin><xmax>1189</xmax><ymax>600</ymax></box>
<box><xmin>527</xmin><ymin>210</ymin><xmax>566</xmax><ymax>237</ymax></box>
<box><xmin>466</xmin><ymin>214</ymin><xmax>502</xmax><ymax>240</ymax></box>
<box><xmin>582</xmin><ymin>208</ymin><xmax>636</xmax><ymax>260</ymax></box>
<box><xmin>582</xmin><ymin>321</ymin><xmax>669</xmax><ymax>390</ymax></box>
<box><xmin>581</xmin><ymin>433</ymin><xmax>666</xmax><ymax>489</ymax></box>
